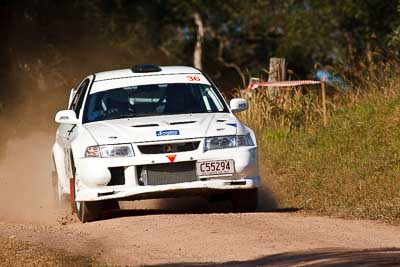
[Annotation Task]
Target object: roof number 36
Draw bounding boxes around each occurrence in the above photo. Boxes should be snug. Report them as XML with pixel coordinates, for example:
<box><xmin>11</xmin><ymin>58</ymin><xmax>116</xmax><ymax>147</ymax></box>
<box><xmin>187</xmin><ymin>75</ymin><xmax>200</xmax><ymax>81</ymax></box>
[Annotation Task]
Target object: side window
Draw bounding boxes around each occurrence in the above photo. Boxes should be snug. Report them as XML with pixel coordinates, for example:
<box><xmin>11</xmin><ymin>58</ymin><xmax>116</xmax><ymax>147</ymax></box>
<box><xmin>70</xmin><ymin>79</ymin><xmax>90</xmax><ymax>118</ymax></box>
<box><xmin>202</xmin><ymin>87</ymin><xmax>224</xmax><ymax>111</ymax></box>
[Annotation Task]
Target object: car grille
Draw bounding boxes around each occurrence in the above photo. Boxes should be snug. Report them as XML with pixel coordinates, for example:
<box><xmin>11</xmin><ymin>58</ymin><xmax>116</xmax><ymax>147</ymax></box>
<box><xmin>138</xmin><ymin>141</ymin><xmax>200</xmax><ymax>154</ymax></box>
<box><xmin>138</xmin><ymin>162</ymin><xmax>198</xmax><ymax>186</ymax></box>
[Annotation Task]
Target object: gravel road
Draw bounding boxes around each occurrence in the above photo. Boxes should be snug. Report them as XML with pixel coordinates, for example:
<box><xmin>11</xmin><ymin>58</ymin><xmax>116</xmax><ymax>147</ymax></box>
<box><xmin>0</xmin><ymin>134</ymin><xmax>399</xmax><ymax>266</ymax></box>
<box><xmin>0</xmin><ymin>209</ymin><xmax>399</xmax><ymax>266</ymax></box>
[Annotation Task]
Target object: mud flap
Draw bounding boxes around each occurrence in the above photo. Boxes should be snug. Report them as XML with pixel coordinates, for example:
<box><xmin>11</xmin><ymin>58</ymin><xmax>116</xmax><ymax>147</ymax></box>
<box><xmin>70</xmin><ymin>177</ymin><xmax>76</xmax><ymax>214</ymax></box>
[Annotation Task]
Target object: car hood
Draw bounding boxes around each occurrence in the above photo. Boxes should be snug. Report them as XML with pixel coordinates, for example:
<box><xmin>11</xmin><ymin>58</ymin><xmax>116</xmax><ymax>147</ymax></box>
<box><xmin>84</xmin><ymin>113</ymin><xmax>241</xmax><ymax>145</ymax></box>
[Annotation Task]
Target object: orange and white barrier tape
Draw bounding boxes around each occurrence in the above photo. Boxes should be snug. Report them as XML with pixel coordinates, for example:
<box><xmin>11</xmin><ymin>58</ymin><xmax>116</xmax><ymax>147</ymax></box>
<box><xmin>247</xmin><ymin>80</ymin><xmax>322</xmax><ymax>90</ymax></box>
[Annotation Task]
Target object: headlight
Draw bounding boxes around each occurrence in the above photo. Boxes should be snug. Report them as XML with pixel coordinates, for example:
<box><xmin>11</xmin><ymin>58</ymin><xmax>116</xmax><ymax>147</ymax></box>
<box><xmin>100</xmin><ymin>144</ymin><xmax>134</xmax><ymax>157</ymax></box>
<box><xmin>204</xmin><ymin>133</ymin><xmax>254</xmax><ymax>151</ymax></box>
<box><xmin>85</xmin><ymin>144</ymin><xmax>134</xmax><ymax>158</ymax></box>
<box><xmin>237</xmin><ymin>133</ymin><xmax>254</xmax><ymax>146</ymax></box>
<box><xmin>85</xmin><ymin>146</ymin><xmax>100</xmax><ymax>157</ymax></box>
<box><xmin>205</xmin><ymin>136</ymin><xmax>236</xmax><ymax>151</ymax></box>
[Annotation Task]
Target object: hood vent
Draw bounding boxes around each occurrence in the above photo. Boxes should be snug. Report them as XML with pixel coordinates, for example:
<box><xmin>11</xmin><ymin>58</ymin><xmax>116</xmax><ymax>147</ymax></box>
<box><xmin>169</xmin><ymin>121</ymin><xmax>196</xmax><ymax>125</ymax></box>
<box><xmin>132</xmin><ymin>124</ymin><xmax>159</xmax><ymax>128</ymax></box>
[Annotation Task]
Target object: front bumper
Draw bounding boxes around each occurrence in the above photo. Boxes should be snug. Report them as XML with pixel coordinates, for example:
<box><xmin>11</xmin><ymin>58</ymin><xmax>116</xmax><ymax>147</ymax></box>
<box><xmin>75</xmin><ymin>176</ymin><xmax>260</xmax><ymax>202</ymax></box>
<box><xmin>74</xmin><ymin>144</ymin><xmax>260</xmax><ymax>202</ymax></box>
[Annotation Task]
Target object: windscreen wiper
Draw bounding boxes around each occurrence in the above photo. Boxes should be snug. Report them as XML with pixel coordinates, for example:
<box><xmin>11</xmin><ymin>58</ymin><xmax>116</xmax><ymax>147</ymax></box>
<box><xmin>105</xmin><ymin>112</ymin><xmax>137</xmax><ymax>120</ymax></box>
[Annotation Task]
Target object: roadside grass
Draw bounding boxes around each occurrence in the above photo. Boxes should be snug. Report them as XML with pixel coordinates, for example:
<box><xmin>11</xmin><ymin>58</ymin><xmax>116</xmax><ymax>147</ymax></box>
<box><xmin>236</xmin><ymin>61</ymin><xmax>400</xmax><ymax>223</ymax></box>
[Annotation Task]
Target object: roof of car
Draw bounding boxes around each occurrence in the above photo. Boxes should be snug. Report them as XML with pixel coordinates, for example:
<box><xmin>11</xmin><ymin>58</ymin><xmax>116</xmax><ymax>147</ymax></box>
<box><xmin>94</xmin><ymin>66</ymin><xmax>202</xmax><ymax>82</ymax></box>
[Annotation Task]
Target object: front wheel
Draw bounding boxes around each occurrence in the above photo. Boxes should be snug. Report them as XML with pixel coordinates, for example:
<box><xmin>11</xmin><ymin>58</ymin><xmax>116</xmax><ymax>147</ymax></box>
<box><xmin>76</xmin><ymin>201</ymin><xmax>102</xmax><ymax>223</ymax></box>
<box><xmin>231</xmin><ymin>189</ymin><xmax>258</xmax><ymax>212</ymax></box>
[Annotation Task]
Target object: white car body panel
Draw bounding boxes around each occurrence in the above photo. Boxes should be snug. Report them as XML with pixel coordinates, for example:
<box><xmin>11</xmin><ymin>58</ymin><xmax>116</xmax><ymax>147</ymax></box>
<box><xmin>94</xmin><ymin>66</ymin><xmax>202</xmax><ymax>81</ymax></box>
<box><xmin>53</xmin><ymin>65</ymin><xmax>260</xmax><ymax>205</ymax></box>
<box><xmin>91</xmin><ymin>73</ymin><xmax>210</xmax><ymax>94</ymax></box>
<box><xmin>83</xmin><ymin>113</ymin><xmax>238</xmax><ymax>146</ymax></box>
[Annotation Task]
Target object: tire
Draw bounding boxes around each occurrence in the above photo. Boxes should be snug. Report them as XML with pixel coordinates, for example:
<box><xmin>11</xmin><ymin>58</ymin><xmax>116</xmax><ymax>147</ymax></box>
<box><xmin>76</xmin><ymin>201</ymin><xmax>102</xmax><ymax>223</ymax></box>
<box><xmin>231</xmin><ymin>188</ymin><xmax>258</xmax><ymax>212</ymax></box>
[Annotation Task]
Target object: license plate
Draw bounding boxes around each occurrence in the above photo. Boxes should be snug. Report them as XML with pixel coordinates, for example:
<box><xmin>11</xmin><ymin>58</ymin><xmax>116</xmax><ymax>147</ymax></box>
<box><xmin>196</xmin><ymin>160</ymin><xmax>234</xmax><ymax>177</ymax></box>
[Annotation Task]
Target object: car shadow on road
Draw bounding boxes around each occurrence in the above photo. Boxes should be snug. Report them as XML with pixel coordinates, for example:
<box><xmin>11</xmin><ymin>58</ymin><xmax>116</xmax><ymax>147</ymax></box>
<box><xmin>101</xmin><ymin>198</ymin><xmax>236</xmax><ymax>220</ymax></box>
<box><xmin>97</xmin><ymin>177</ymin><xmax>295</xmax><ymax>220</ymax></box>
<box><xmin>101</xmin><ymin>195</ymin><xmax>300</xmax><ymax>221</ymax></box>
<box><xmin>99</xmin><ymin>184</ymin><xmax>300</xmax><ymax>220</ymax></box>
<box><xmin>144</xmin><ymin>247</ymin><xmax>400</xmax><ymax>267</ymax></box>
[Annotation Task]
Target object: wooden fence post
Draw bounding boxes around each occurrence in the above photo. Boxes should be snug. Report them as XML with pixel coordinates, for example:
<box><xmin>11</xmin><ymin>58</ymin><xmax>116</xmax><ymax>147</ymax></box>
<box><xmin>268</xmin><ymin>57</ymin><xmax>286</xmax><ymax>98</ymax></box>
<box><xmin>321</xmin><ymin>78</ymin><xmax>328</xmax><ymax>126</ymax></box>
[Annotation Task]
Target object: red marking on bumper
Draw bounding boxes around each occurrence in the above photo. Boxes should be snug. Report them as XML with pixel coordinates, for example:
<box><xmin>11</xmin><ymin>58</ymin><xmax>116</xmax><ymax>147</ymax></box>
<box><xmin>166</xmin><ymin>154</ymin><xmax>176</xmax><ymax>163</ymax></box>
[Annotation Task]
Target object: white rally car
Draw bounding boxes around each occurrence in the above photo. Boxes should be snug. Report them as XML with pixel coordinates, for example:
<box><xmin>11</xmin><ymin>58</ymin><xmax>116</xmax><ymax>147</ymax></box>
<box><xmin>53</xmin><ymin>64</ymin><xmax>260</xmax><ymax>222</ymax></box>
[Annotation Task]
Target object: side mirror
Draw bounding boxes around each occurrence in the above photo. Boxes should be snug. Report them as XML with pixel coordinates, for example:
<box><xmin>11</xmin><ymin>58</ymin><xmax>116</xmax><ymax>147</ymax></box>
<box><xmin>230</xmin><ymin>98</ymin><xmax>248</xmax><ymax>113</ymax></box>
<box><xmin>55</xmin><ymin>110</ymin><xmax>78</xmax><ymax>124</ymax></box>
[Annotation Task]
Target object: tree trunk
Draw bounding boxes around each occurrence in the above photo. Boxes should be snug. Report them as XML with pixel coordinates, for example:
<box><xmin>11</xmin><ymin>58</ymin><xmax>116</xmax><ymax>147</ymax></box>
<box><xmin>216</xmin><ymin>36</ymin><xmax>246</xmax><ymax>88</ymax></box>
<box><xmin>193</xmin><ymin>12</ymin><xmax>204</xmax><ymax>70</ymax></box>
<box><xmin>268</xmin><ymin>57</ymin><xmax>287</xmax><ymax>98</ymax></box>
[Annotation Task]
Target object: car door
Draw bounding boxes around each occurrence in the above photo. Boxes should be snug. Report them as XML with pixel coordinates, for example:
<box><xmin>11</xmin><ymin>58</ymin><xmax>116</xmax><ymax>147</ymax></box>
<box><xmin>63</xmin><ymin>77</ymin><xmax>91</xmax><ymax>177</ymax></box>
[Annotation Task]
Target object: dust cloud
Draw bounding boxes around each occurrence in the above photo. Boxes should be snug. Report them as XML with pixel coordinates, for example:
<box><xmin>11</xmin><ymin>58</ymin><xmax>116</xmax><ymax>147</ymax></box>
<box><xmin>0</xmin><ymin>131</ymin><xmax>60</xmax><ymax>223</ymax></box>
<box><xmin>0</xmin><ymin>70</ymin><xmax>66</xmax><ymax>223</ymax></box>
<box><xmin>0</xmin><ymin>66</ymin><xmax>69</xmax><ymax>224</ymax></box>
<box><xmin>0</xmin><ymin>39</ymin><xmax>133</xmax><ymax>223</ymax></box>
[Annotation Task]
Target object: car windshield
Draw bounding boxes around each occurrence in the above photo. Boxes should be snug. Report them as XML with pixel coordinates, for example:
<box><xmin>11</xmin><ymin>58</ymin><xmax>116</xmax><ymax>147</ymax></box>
<box><xmin>83</xmin><ymin>83</ymin><xmax>229</xmax><ymax>123</ymax></box>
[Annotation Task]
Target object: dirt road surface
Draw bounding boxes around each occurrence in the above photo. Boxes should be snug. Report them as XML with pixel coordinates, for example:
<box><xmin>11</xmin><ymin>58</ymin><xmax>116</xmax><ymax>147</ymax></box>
<box><xmin>0</xmin><ymin>135</ymin><xmax>399</xmax><ymax>266</ymax></box>
<box><xmin>0</xmin><ymin>210</ymin><xmax>400</xmax><ymax>266</ymax></box>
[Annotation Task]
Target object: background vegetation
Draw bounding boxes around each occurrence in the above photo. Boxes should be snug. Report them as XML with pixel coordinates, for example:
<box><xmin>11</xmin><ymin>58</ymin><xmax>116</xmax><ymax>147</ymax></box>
<box><xmin>236</xmin><ymin>59</ymin><xmax>400</xmax><ymax>222</ymax></box>
<box><xmin>1</xmin><ymin>1</ymin><xmax>399</xmax><ymax>222</ymax></box>
<box><xmin>2</xmin><ymin>0</ymin><xmax>400</xmax><ymax>102</ymax></box>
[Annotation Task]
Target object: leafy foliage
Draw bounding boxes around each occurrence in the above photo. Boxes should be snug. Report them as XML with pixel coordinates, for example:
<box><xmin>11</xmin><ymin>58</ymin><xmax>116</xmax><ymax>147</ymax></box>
<box><xmin>1</xmin><ymin>0</ymin><xmax>399</xmax><ymax>97</ymax></box>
